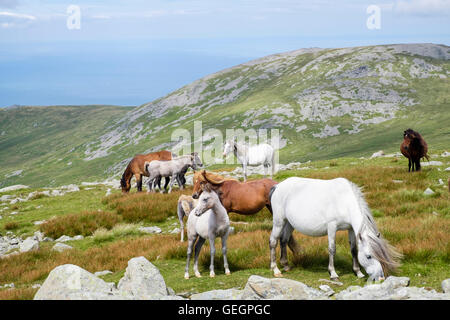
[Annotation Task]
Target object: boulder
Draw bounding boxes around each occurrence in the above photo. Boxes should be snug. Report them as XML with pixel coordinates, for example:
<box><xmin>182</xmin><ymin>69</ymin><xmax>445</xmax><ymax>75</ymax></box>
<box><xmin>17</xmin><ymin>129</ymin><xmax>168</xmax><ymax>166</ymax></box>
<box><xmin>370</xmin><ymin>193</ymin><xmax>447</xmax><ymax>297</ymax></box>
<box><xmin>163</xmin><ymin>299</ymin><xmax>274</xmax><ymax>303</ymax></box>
<box><xmin>241</xmin><ymin>275</ymin><xmax>328</xmax><ymax>300</ymax></box>
<box><xmin>34</xmin><ymin>231</ymin><xmax>44</xmax><ymax>242</ymax></box>
<box><xmin>423</xmin><ymin>188</ymin><xmax>435</xmax><ymax>195</ymax></box>
<box><xmin>190</xmin><ymin>289</ymin><xmax>243</xmax><ymax>300</ymax></box>
<box><xmin>370</xmin><ymin>150</ymin><xmax>385</xmax><ymax>158</ymax></box>
<box><xmin>34</xmin><ymin>264</ymin><xmax>118</xmax><ymax>300</ymax></box>
<box><xmin>52</xmin><ymin>243</ymin><xmax>73</xmax><ymax>252</ymax></box>
<box><xmin>336</xmin><ymin>277</ymin><xmax>450</xmax><ymax>300</ymax></box>
<box><xmin>138</xmin><ymin>226</ymin><xmax>162</xmax><ymax>234</ymax></box>
<box><xmin>117</xmin><ymin>256</ymin><xmax>168</xmax><ymax>299</ymax></box>
<box><xmin>55</xmin><ymin>235</ymin><xmax>73</xmax><ymax>242</ymax></box>
<box><xmin>19</xmin><ymin>237</ymin><xmax>39</xmax><ymax>253</ymax></box>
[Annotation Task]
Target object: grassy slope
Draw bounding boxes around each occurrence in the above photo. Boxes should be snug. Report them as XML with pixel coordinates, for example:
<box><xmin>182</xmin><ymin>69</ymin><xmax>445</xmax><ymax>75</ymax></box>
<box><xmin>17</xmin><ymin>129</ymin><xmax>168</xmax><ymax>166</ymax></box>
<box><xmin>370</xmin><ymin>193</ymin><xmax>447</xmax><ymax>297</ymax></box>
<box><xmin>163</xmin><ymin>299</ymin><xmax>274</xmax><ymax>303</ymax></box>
<box><xmin>0</xmin><ymin>153</ymin><xmax>448</xmax><ymax>299</ymax></box>
<box><xmin>0</xmin><ymin>105</ymin><xmax>132</xmax><ymax>188</ymax></box>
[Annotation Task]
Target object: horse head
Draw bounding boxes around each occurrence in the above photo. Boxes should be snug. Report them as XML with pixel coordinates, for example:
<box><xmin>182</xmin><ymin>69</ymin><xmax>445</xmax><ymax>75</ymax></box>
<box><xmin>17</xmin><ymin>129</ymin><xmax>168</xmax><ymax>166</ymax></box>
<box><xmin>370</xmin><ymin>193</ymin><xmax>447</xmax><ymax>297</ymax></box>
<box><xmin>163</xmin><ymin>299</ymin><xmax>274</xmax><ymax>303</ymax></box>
<box><xmin>192</xmin><ymin>170</ymin><xmax>225</xmax><ymax>199</ymax></box>
<box><xmin>192</xmin><ymin>183</ymin><xmax>220</xmax><ymax>217</ymax></box>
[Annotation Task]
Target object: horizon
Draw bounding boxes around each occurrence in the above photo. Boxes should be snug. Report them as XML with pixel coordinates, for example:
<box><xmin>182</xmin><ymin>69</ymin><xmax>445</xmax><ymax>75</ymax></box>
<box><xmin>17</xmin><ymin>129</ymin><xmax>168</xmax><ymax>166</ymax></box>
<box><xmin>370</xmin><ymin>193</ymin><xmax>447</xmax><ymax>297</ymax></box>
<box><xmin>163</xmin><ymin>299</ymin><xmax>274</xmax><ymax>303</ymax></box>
<box><xmin>0</xmin><ymin>0</ymin><xmax>449</xmax><ymax>107</ymax></box>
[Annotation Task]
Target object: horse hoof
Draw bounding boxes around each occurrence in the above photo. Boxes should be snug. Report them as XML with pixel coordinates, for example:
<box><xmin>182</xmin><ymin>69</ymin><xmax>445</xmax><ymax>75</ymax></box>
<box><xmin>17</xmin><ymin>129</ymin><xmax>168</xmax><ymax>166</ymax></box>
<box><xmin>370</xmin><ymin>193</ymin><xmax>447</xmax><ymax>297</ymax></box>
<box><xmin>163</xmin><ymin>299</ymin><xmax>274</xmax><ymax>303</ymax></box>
<box><xmin>210</xmin><ymin>272</ymin><xmax>215</xmax><ymax>278</ymax></box>
<box><xmin>356</xmin><ymin>271</ymin><xmax>365</xmax><ymax>278</ymax></box>
<box><xmin>330</xmin><ymin>276</ymin><xmax>339</xmax><ymax>281</ymax></box>
<box><xmin>225</xmin><ymin>270</ymin><xmax>231</xmax><ymax>276</ymax></box>
<box><xmin>274</xmin><ymin>273</ymin><xmax>283</xmax><ymax>278</ymax></box>
<box><xmin>195</xmin><ymin>272</ymin><xmax>201</xmax><ymax>278</ymax></box>
<box><xmin>184</xmin><ymin>273</ymin><xmax>189</xmax><ymax>280</ymax></box>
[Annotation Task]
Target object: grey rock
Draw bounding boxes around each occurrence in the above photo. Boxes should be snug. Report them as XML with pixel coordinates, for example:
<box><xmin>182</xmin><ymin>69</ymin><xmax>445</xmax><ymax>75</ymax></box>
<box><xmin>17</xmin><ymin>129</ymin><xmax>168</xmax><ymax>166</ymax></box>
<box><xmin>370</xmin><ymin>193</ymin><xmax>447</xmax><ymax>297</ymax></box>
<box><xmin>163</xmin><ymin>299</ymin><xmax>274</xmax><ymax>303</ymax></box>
<box><xmin>117</xmin><ymin>256</ymin><xmax>167</xmax><ymax>299</ymax></box>
<box><xmin>190</xmin><ymin>289</ymin><xmax>243</xmax><ymax>300</ymax></box>
<box><xmin>34</xmin><ymin>231</ymin><xmax>44</xmax><ymax>242</ymax></box>
<box><xmin>319</xmin><ymin>285</ymin><xmax>335</xmax><ymax>296</ymax></box>
<box><xmin>442</xmin><ymin>279</ymin><xmax>450</xmax><ymax>293</ymax></box>
<box><xmin>73</xmin><ymin>235</ymin><xmax>84</xmax><ymax>241</ymax></box>
<box><xmin>42</xmin><ymin>237</ymin><xmax>54</xmax><ymax>242</ymax></box>
<box><xmin>52</xmin><ymin>243</ymin><xmax>73</xmax><ymax>252</ymax></box>
<box><xmin>381</xmin><ymin>276</ymin><xmax>410</xmax><ymax>290</ymax></box>
<box><xmin>55</xmin><ymin>235</ymin><xmax>74</xmax><ymax>242</ymax></box>
<box><xmin>241</xmin><ymin>275</ymin><xmax>328</xmax><ymax>300</ymax></box>
<box><xmin>34</xmin><ymin>264</ymin><xmax>118</xmax><ymax>300</ymax></box>
<box><xmin>33</xmin><ymin>220</ymin><xmax>46</xmax><ymax>225</ymax></box>
<box><xmin>138</xmin><ymin>226</ymin><xmax>162</xmax><ymax>234</ymax></box>
<box><xmin>371</xmin><ymin>150</ymin><xmax>385</xmax><ymax>158</ymax></box>
<box><xmin>423</xmin><ymin>188</ymin><xmax>435</xmax><ymax>195</ymax></box>
<box><xmin>19</xmin><ymin>237</ymin><xmax>39</xmax><ymax>253</ymax></box>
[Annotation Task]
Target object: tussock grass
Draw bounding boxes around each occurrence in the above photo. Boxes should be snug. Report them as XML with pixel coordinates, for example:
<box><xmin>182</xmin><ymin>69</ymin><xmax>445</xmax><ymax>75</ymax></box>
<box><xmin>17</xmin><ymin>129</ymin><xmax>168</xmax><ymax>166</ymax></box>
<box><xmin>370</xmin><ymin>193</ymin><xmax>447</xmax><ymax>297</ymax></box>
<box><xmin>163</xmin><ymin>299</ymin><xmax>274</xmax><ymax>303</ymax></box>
<box><xmin>0</xmin><ymin>288</ymin><xmax>38</xmax><ymax>300</ymax></box>
<box><xmin>39</xmin><ymin>211</ymin><xmax>121</xmax><ymax>238</ymax></box>
<box><xmin>4</xmin><ymin>222</ymin><xmax>19</xmax><ymax>231</ymax></box>
<box><xmin>103</xmin><ymin>188</ymin><xmax>192</xmax><ymax>223</ymax></box>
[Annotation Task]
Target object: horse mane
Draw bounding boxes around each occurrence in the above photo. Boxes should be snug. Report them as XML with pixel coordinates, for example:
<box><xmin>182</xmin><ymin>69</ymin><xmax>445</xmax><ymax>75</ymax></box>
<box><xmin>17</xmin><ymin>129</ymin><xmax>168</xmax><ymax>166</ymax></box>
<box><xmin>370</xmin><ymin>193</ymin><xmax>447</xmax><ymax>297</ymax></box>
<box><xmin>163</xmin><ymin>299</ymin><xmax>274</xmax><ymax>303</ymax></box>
<box><xmin>201</xmin><ymin>170</ymin><xmax>238</xmax><ymax>185</ymax></box>
<box><xmin>349</xmin><ymin>182</ymin><xmax>402</xmax><ymax>276</ymax></box>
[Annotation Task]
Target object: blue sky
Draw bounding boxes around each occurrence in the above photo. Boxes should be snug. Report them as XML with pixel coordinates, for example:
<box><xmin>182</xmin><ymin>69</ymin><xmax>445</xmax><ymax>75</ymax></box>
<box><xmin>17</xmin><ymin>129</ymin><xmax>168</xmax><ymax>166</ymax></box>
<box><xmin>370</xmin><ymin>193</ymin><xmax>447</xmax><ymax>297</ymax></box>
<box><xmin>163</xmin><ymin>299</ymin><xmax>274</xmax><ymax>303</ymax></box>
<box><xmin>0</xmin><ymin>0</ymin><xmax>449</xmax><ymax>106</ymax></box>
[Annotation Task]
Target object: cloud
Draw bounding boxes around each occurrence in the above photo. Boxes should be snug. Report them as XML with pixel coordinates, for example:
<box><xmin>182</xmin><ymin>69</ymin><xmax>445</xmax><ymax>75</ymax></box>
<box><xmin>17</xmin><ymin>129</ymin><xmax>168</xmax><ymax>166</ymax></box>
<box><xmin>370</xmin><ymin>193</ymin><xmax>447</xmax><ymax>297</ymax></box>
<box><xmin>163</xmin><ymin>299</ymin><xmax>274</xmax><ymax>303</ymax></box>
<box><xmin>395</xmin><ymin>0</ymin><xmax>450</xmax><ymax>16</ymax></box>
<box><xmin>0</xmin><ymin>11</ymin><xmax>35</xmax><ymax>28</ymax></box>
<box><xmin>0</xmin><ymin>0</ymin><xmax>19</xmax><ymax>9</ymax></box>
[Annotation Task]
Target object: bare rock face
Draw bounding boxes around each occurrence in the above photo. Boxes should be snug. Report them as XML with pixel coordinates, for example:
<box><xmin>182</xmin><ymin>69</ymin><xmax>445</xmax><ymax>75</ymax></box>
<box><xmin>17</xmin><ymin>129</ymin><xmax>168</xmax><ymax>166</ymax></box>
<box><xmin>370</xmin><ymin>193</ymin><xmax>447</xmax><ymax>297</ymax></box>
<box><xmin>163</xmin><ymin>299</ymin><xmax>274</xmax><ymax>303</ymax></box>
<box><xmin>241</xmin><ymin>275</ymin><xmax>328</xmax><ymax>300</ymax></box>
<box><xmin>34</xmin><ymin>264</ymin><xmax>117</xmax><ymax>300</ymax></box>
<box><xmin>117</xmin><ymin>256</ymin><xmax>169</xmax><ymax>299</ymax></box>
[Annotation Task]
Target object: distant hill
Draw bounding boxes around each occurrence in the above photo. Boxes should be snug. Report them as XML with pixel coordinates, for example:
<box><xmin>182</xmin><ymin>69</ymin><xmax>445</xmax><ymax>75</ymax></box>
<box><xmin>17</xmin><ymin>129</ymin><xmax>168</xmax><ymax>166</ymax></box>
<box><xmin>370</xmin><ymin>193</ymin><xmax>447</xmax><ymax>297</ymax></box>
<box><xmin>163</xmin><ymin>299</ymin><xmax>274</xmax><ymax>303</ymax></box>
<box><xmin>0</xmin><ymin>43</ymin><xmax>449</xmax><ymax>187</ymax></box>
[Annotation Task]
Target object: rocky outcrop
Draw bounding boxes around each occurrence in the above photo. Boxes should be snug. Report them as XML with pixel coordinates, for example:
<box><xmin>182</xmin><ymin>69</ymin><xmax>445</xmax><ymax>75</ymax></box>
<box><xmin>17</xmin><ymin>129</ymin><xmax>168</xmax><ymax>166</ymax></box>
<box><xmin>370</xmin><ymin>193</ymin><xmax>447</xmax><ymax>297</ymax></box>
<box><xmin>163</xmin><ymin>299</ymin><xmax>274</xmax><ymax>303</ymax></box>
<box><xmin>34</xmin><ymin>256</ymin><xmax>185</xmax><ymax>300</ymax></box>
<box><xmin>241</xmin><ymin>275</ymin><xmax>328</xmax><ymax>300</ymax></box>
<box><xmin>336</xmin><ymin>276</ymin><xmax>450</xmax><ymax>300</ymax></box>
<box><xmin>190</xmin><ymin>289</ymin><xmax>243</xmax><ymax>300</ymax></box>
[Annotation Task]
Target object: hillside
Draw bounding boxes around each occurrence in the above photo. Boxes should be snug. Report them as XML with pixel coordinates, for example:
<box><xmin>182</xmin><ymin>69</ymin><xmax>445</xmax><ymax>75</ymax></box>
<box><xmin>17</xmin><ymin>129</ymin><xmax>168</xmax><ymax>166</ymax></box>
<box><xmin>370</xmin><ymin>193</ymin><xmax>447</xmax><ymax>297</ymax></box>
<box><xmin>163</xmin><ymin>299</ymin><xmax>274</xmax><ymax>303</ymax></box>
<box><xmin>0</xmin><ymin>105</ymin><xmax>132</xmax><ymax>188</ymax></box>
<box><xmin>0</xmin><ymin>43</ymin><xmax>449</xmax><ymax>187</ymax></box>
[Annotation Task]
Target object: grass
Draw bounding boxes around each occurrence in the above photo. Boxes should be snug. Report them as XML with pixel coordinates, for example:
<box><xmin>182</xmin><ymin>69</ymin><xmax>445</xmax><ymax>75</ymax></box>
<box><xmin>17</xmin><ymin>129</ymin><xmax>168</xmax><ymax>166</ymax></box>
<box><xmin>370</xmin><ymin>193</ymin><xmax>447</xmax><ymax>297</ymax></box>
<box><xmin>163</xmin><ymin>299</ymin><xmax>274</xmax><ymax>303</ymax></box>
<box><xmin>0</xmin><ymin>153</ymin><xmax>449</xmax><ymax>299</ymax></box>
<box><xmin>39</xmin><ymin>211</ymin><xmax>121</xmax><ymax>239</ymax></box>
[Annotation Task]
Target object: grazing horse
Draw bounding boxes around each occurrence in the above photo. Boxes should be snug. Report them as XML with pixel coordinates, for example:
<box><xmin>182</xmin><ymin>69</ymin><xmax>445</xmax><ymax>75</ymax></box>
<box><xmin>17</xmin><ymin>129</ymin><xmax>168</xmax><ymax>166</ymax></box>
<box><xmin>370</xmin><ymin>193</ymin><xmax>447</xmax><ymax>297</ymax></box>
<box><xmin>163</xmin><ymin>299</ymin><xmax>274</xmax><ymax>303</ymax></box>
<box><xmin>192</xmin><ymin>170</ymin><xmax>301</xmax><ymax>255</ymax></box>
<box><xmin>223</xmin><ymin>138</ymin><xmax>275</xmax><ymax>181</ymax></box>
<box><xmin>120</xmin><ymin>150</ymin><xmax>173</xmax><ymax>193</ymax></box>
<box><xmin>177</xmin><ymin>195</ymin><xmax>198</xmax><ymax>242</ymax></box>
<box><xmin>145</xmin><ymin>153</ymin><xmax>202</xmax><ymax>193</ymax></box>
<box><xmin>185</xmin><ymin>184</ymin><xmax>231</xmax><ymax>279</ymax></box>
<box><xmin>269</xmin><ymin>177</ymin><xmax>402</xmax><ymax>281</ymax></box>
<box><xmin>400</xmin><ymin>129</ymin><xmax>429</xmax><ymax>172</ymax></box>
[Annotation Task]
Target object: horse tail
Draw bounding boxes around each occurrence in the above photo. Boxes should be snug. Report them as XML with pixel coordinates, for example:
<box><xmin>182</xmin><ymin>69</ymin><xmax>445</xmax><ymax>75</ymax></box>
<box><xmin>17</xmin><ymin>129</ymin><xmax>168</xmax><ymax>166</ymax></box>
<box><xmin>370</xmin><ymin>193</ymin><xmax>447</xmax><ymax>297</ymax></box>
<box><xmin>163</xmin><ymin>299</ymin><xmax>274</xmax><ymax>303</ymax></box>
<box><xmin>268</xmin><ymin>185</ymin><xmax>277</xmax><ymax>205</ymax></box>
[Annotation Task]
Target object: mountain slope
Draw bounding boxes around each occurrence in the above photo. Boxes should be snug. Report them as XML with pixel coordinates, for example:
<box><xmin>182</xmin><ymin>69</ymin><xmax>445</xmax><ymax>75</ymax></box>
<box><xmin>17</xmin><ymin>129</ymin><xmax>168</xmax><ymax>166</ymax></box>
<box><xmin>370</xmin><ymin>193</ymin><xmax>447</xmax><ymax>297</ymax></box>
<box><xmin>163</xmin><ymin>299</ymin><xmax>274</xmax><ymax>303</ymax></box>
<box><xmin>1</xmin><ymin>43</ymin><xmax>449</xmax><ymax>187</ymax></box>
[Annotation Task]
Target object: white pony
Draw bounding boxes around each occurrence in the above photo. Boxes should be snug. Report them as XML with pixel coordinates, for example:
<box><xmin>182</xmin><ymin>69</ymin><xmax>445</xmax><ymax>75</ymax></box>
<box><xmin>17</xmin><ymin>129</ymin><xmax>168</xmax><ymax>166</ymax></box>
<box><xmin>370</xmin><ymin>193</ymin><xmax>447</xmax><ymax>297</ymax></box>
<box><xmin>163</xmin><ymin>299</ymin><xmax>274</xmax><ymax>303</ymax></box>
<box><xmin>269</xmin><ymin>177</ymin><xmax>401</xmax><ymax>281</ymax></box>
<box><xmin>184</xmin><ymin>184</ymin><xmax>231</xmax><ymax>279</ymax></box>
<box><xmin>223</xmin><ymin>138</ymin><xmax>275</xmax><ymax>181</ymax></box>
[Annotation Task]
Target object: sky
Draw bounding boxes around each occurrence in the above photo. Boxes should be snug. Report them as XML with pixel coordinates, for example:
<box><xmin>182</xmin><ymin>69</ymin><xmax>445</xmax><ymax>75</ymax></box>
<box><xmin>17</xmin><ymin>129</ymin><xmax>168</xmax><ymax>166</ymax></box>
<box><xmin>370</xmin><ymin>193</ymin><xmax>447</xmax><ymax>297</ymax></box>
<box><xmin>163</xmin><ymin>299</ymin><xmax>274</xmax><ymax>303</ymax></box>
<box><xmin>0</xmin><ymin>0</ymin><xmax>449</xmax><ymax>106</ymax></box>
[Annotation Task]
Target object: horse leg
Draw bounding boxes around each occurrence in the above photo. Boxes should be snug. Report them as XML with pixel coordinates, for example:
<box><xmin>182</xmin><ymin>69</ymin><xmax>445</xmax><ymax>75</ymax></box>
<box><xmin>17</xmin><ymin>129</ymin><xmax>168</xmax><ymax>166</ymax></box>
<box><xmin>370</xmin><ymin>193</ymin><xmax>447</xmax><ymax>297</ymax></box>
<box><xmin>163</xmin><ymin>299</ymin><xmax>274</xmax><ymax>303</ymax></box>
<box><xmin>327</xmin><ymin>222</ymin><xmax>339</xmax><ymax>280</ymax></box>
<box><xmin>280</xmin><ymin>222</ymin><xmax>294</xmax><ymax>272</ymax></box>
<box><xmin>209</xmin><ymin>234</ymin><xmax>217</xmax><ymax>277</ymax></box>
<box><xmin>222</xmin><ymin>232</ymin><xmax>231</xmax><ymax>275</ymax></box>
<box><xmin>243</xmin><ymin>163</ymin><xmax>247</xmax><ymax>182</ymax></box>
<box><xmin>264</xmin><ymin>163</ymin><xmax>268</xmax><ymax>178</ymax></box>
<box><xmin>270</xmin><ymin>220</ymin><xmax>285</xmax><ymax>277</ymax></box>
<box><xmin>167</xmin><ymin>174</ymin><xmax>176</xmax><ymax>193</ymax></box>
<box><xmin>408</xmin><ymin>158</ymin><xmax>411</xmax><ymax>172</ymax></box>
<box><xmin>266</xmin><ymin>204</ymin><xmax>301</xmax><ymax>257</ymax></box>
<box><xmin>415</xmin><ymin>158</ymin><xmax>421</xmax><ymax>171</ymax></box>
<box><xmin>164</xmin><ymin>177</ymin><xmax>170</xmax><ymax>192</ymax></box>
<box><xmin>177</xmin><ymin>202</ymin><xmax>185</xmax><ymax>242</ymax></box>
<box><xmin>135</xmin><ymin>174</ymin><xmax>143</xmax><ymax>192</ymax></box>
<box><xmin>176</xmin><ymin>174</ymin><xmax>184</xmax><ymax>190</ymax></box>
<box><xmin>184</xmin><ymin>235</ymin><xmax>197</xmax><ymax>279</ymax></box>
<box><xmin>193</xmin><ymin>237</ymin><xmax>206</xmax><ymax>278</ymax></box>
<box><xmin>348</xmin><ymin>229</ymin><xmax>364</xmax><ymax>278</ymax></box>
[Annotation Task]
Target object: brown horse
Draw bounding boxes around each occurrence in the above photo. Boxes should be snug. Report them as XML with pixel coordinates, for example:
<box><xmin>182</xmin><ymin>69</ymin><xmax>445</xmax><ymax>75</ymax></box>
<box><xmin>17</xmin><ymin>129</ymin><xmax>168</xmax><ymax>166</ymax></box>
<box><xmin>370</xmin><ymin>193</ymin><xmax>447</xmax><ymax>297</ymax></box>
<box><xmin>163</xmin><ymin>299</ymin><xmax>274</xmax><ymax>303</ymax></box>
<box><xmin>192</xmin><ymin>170</ymin><xmax>300</xmax><ymax>255</ymax></box>
<box><xmin>121</xmin><ymin>150</ymin><xmax>173</xmax><ymax>193</ymax></box>
<box><xmin>400</xmin><ymin>129</ymin><xmax>429</xmax><ymax>172</ymax></box>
